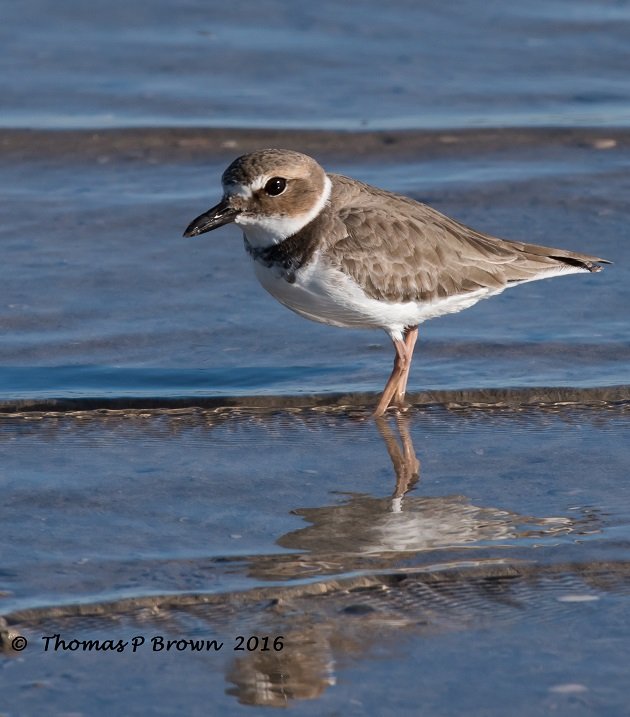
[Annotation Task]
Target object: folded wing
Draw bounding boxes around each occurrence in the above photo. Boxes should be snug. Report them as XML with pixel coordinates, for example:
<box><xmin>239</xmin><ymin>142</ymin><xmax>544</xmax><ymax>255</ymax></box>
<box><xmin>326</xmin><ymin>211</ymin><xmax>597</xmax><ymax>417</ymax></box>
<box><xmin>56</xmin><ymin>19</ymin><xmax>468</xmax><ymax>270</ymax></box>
<box><xmin>326</xmin><ymin>175</ymin><xmax>609</xmax><ymax>304</ymax></box>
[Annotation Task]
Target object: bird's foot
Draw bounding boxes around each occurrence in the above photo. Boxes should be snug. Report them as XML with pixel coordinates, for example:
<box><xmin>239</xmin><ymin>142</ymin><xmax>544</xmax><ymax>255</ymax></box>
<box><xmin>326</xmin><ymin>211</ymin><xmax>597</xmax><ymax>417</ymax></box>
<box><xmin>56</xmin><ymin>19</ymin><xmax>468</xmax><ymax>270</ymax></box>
<box><xmin>372</xmin><ymin>401</ymin><xmax>410</xmax><ymax>418</ymax></box>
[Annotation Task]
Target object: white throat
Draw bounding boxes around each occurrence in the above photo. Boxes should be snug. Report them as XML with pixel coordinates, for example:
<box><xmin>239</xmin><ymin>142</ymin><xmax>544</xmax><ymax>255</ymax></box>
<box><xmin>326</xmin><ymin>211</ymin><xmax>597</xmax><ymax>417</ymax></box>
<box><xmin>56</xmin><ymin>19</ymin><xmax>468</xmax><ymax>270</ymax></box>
<box><xmin>234</xmin><ymin>175</ymin><xmax>332</xmax><ymax>249</ymax></box>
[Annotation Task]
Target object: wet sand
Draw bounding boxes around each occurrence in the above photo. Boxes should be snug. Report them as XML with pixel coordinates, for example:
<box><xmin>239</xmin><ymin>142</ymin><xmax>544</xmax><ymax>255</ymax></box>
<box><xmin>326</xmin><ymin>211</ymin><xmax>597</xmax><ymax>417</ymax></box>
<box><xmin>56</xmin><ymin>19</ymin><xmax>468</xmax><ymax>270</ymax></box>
<box><xmin>1</xmin><ymin>384</ymin><xmax>629</xmax><ymax>415</ymax></box>
<box><xmin>3</xmin><ymin>126</ymin><xmax>630</xmax><ymax>162</ymax></box>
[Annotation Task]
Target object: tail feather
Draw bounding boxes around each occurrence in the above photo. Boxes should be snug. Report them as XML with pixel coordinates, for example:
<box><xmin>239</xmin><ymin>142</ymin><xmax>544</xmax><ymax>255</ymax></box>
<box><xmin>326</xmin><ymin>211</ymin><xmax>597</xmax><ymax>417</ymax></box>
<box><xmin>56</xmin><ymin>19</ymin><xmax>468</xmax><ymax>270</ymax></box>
<box><xmin>547</xmin><ymin>254</ymin><xmax>610</xmax><ymax>273</ymax></box>
<box><xmin>500</xmin><ymin>236</ymin><xmax>611</xmax><ymax>279</ymax></box>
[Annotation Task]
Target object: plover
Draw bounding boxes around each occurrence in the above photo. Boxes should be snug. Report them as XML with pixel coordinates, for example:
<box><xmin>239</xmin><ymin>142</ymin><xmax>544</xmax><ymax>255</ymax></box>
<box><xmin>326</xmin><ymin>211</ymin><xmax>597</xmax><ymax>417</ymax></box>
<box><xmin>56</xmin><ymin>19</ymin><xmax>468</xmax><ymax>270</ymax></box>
<box><xmin>184</xmin><ymin>149</ymin><xmax>609</xmax><ymax>416</ymax></box>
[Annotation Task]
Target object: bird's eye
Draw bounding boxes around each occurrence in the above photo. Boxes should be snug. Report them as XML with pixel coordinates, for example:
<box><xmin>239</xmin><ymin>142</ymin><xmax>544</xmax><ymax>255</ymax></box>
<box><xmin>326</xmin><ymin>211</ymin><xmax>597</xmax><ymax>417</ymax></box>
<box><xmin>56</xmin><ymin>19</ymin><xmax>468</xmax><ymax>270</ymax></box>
<box><xmin>264</xmin><ymin>177</ymin><xmax>287</xmax><ymax>196</ymax></box>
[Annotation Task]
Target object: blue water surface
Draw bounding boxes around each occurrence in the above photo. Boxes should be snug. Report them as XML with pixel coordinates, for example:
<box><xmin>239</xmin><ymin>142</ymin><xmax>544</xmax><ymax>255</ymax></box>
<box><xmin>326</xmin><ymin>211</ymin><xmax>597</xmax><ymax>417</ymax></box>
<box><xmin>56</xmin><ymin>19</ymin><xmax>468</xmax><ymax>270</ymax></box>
<box><xmin>2</xmin><ymin>0</ymin><xmax>630</xmax><ymax>130</ymax></box>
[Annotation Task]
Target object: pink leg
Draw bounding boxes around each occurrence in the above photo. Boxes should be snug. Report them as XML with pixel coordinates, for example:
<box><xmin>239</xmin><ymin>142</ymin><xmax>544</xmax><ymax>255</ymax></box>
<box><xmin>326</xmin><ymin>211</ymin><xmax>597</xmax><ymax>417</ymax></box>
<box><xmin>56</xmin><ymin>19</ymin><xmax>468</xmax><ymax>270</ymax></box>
<box><xmin>394</xmin><ymin>326</ymin><xmax>418</xmax><ymax>407</ymax></box>
<box><xmin>373</xmin><ymin>337</ymin><xmax>408</xmax><ymax>417</ymax></box>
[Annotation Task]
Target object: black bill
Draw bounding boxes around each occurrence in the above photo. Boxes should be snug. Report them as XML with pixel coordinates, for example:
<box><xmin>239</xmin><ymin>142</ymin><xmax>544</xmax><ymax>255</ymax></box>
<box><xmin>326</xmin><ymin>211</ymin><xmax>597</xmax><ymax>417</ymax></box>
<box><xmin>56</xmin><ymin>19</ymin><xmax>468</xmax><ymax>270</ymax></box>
<box><xmin>183</xmin><ymin>198</ymin><xmax>240</xmax><ymax>237</ymax></box>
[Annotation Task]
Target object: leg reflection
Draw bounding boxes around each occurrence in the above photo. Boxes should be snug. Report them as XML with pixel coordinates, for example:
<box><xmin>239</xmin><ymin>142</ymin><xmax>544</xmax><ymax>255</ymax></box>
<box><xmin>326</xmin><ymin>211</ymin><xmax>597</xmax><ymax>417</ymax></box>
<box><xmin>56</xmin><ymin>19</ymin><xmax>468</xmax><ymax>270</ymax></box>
<box><xmin>375</xmin><ymin>414</ymin><xmax>420</xmax><ymax>505</ymax></box>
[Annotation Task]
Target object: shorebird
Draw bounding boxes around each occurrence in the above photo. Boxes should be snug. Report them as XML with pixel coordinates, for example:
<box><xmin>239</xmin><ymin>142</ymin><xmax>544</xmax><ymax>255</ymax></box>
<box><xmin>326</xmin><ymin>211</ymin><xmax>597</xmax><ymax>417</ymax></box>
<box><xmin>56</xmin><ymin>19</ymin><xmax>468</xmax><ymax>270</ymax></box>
<box><xmin>184</xmin><ymin>149</ymin><xmax>609</xmax><ymax>416</ymax></box>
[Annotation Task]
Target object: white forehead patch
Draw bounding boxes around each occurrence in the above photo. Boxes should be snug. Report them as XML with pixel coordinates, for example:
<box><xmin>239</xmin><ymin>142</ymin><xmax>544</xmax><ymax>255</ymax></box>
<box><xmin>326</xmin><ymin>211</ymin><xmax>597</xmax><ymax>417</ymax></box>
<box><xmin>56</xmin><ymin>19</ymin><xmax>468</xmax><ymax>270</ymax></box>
<box><xmin>249</xmin><ymin>175</ymin><xmax>271</xmax><ymax>192</ymax></box>
<box><xmin>223</xmin><ymin>182</ymin><xmax>253</xmax><ymax>199</ymax></box>
<box><xmin>224</xmin><ymin>175</ymin><xmax>287</xmax><ymax>197</ymax></box>
<box><xmin>223</xmin><ymin>175</ymin><xmax>273</xmax><ymax>198</ymax></box>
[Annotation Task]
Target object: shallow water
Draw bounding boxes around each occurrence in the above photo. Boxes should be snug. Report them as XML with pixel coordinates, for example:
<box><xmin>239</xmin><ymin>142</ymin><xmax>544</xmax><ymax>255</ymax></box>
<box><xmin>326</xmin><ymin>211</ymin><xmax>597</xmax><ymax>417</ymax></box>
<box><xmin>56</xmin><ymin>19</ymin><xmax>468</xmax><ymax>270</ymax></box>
<box><xmin>1</xmin><ymin>129</ymin><xmax>628</xmax><ymax>400</ymax></box>
<box><xmin>1</xmin><ymin>124</ymin><xmax>629</xmax><ymax>714</ymax></box>
<box><xmin>2</xmin><ymin>0</ymin><xmax>630</xmax><ymax>712</ymax></box>
<box><xmin>3</xmin><ymin>0</ymin><xmax>630</xmax><ymax>130</ymax></box>
<box><xmin>2</xmin><ymin>403</ymin><xmax>630</xmax><ymax>715</ymax></box>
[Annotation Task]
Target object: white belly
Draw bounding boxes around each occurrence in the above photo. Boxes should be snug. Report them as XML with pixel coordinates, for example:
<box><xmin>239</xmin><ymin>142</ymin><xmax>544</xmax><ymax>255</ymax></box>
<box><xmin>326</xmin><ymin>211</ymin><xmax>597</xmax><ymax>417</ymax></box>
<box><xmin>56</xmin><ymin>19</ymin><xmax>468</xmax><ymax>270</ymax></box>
<box><xmin>250</xmin><ymin>251</ymin><xmax>499</xmax><ymax>341</ymax></box>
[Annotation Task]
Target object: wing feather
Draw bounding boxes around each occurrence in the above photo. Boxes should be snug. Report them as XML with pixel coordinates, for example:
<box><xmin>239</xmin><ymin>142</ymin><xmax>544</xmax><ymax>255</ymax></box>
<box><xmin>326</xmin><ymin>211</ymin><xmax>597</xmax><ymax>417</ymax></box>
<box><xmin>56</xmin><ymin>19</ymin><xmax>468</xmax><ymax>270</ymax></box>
<box><xmin>325</xmin><ymin>175</ymin><xmax>608</xmax><ymax>303</ymax></box>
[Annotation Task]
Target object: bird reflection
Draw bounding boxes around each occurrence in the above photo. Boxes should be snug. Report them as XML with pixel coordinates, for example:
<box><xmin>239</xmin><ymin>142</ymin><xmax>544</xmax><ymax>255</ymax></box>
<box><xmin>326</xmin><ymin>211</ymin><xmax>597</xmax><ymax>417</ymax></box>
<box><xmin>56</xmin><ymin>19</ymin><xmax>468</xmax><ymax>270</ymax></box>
<box><xmin>224</xmin><ymin>412</ymin><xmax>594</xmax><ymax>707</ymax></box>
<box><xmin>267</xmin><ymin>413</ymin><xmax>574</xmax><ymax>561</ymax></box>
<box><xmin>226</xmin><ymin>627</ymin><xmax>335</xmax><ymax>707</ymax></box>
